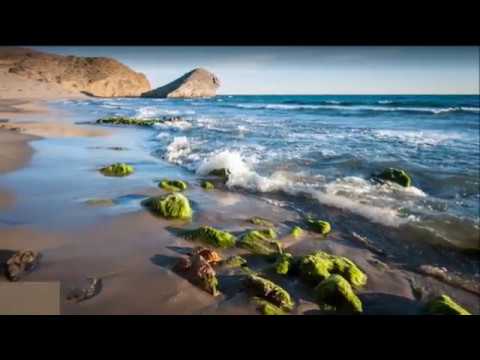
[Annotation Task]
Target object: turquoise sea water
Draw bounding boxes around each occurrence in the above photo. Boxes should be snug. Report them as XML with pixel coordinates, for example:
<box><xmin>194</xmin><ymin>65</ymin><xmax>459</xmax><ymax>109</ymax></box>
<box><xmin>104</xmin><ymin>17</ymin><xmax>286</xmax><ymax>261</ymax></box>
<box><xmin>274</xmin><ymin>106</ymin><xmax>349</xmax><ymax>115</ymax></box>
<box><xmin>54</xmin><ymin>95</ymin><xmax>480</xmax><ymax>251</ymax></box>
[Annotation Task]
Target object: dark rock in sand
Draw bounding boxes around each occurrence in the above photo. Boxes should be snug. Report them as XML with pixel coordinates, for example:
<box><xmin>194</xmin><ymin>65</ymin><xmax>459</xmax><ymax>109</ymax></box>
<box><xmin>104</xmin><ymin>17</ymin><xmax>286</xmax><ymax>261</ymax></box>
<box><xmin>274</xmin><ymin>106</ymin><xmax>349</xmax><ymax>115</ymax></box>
<box><xmin>66</xmin><ymin>277</ymin><xmax>103</xmax><ymax>303</ymax></box>
<box><xmin>174</xmin><ymin>254</ymin><xmax>220</xmax><ymax>296</ymax></box>
<box><xmin>188</xmin><ymin>246</ymin><xmax>222</xmax><ymax>265</ymax></box>
<box><xmin>4</xmin><ymin>250</ymin><xmax>41</xmax><ymax>281</ymax></box>
<box><xmin>141</xmin><ymin>68</ymin><xmax>220</xmax><ymax>99</ymax></box>
<box><xmin>96</xmin><ymin>116</ymin><xmax>183</xmax><ymax>127</ymax></box>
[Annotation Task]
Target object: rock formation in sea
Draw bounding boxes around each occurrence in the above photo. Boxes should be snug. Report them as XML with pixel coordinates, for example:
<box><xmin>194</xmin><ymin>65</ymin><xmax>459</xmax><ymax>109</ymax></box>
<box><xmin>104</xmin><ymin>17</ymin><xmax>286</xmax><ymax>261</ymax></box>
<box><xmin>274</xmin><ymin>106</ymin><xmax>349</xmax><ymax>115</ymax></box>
<box><xmin>141</xmin><ymin>68</ymin><xmax>220</xmax><ymax>98</ymax></box>
<box><xmin>0</xmin><ymin>47</ymin><xmax>151</xmax><ymax>97</ymax></box>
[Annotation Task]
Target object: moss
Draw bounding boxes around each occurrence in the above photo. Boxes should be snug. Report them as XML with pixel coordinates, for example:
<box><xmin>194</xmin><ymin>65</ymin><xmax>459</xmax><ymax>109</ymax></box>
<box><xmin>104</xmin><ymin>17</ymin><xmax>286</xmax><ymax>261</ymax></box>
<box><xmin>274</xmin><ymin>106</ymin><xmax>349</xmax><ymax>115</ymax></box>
<box><xmin>251</xmin><ymin>297</ymin><xmax>286</xmax><ymax>315</ymax></box>
<box><xmin>314</xmin><ymin>274</ymin><xmax>363</xmax><ymax>313</ymax></box>
<box><xmin>237</xmin><ymin>229</ymin><xmax>282</xmax><ymax>255</ymax></box>
<box><xmin>307</xmin><ymin>219</ymin><xmax>331</xmax><ymax>235</ymax></box>
<box><xmin>99</xmin><ymin>163</ymin><xmax>134</xmax><ymax>177</ymax></box>
<box><xmin>291</xmin><ymin>226</ymin><xmax>303</xmax><ymax>238</ymax></box>
<box><xmin>245</xmin><ymin>274</ymin><xmax>294</xmax><ymax>311</ymax></box>
<box><xmin>96</xmin><ymin>116</ymin><xmax>169</xmax><ymax>127</ymax></box>
<box><xmin>249</xmin><ymin>217</ymin><xmax>274</xmax><ymax>227</ymax></box>
<box><xmin>141</xmin><ymin>193</ymin><xmax>192</xmax><ymax>219</ymax></box>
<box><xmin>274</xmin><ymin>253</ymin><xmax>293</xmax><ymax>275</ymax></box>
<box><xmin>425</xmin><ymin>294</ymin><xmax>471</xmax><ymax>315</ymax></box>
<box><xmin>185</xmin><ymin>226</ymin><xmax>236</xmax><ymax>248</ymax></box>
<box><xmin>299</xmin><ymin>251</ymin><xmax>367</xmax><ymax>287</ymax></box>
<box><xmin>376</xmin><ymin>168</ymin><xmax>412</xmax><ymax>187</ymax></box>
<box><xmin>159</xmin><ymin>179</ymin><xmax>188</xmax><ymax>192</ymax></box>
<box><xmin>209</xmin><ymin>168</ymin><xmax>230</xmax><ymax>180</ymax></box>
<box><xmin>85</xmin><ymin>198</ymin><xmax>115</xmax><ymax>207</ymax></box>
<box><xmin>222</xmin><ymin>255</ymin><xmax>247</xmax><ymax>268</ymax></box>
<box><xmin>201</xmin><ymin>180</ymin><xmax>215</xmax><ymax>190</ymax></box>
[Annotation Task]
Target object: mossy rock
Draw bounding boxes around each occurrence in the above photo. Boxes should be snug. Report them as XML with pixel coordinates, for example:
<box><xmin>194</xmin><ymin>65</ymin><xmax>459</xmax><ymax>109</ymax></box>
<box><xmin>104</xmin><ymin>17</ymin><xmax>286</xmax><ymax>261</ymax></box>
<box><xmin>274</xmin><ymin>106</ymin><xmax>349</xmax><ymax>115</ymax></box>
<box><xmin>376</xmin><ymin>168</ymin><xmax>412</xmax><ymax>187</ymax></box>
<box><xmin>291</xmin><ymin>226</ymin><xmax>303</xmax><ymax>238</ymax></box>
<box><xmin>221</xmin><ymin>255</ymin><xmax>247</xmax><ymax>268</ymax></box>
<box><xmin>99</xmin><ymin>163</ymin><xmax>134</xmax><ymax>177</ymax></box>
<box><xmin>251</xmin><ymin>297</ymin><xmax>286</xmax><ymax>315</ymax></box>
<box><xmin>314</xmin><ymin>274</ymin><xmax>363</xmax><ymax>313</ymax></box>
<box><xmin>425</xmin><ymin>294</ymin><xmax>471</xmax><ymax>315</ymax></box>
<box><xmin>299</xmin><ymin>251</ymin><xmax>367</xmax><ymax>287</ymax></box>
<box><xmin>245</xmin><ymin>274</ymin><xmax>294</xmax><ymax>311</ymax></box>
<box><xmin>237</xmin><ymin>229</ymin><xmax>282</xmax><ymax>255</ymax></box>
<box><xmin>141</xmin><ymin>193</ymin><xmax>192</xmax><ymax>219</ymax></box>
<box><xmin>96</xmin><ymin>116</ymin><xmax>170</xmax><ymax>127</ymax></box>
<box><xmin>307</xmin><ymin>219</ymin><xmax>331</xmax><ymax>235</ymax></box>
<box><xmin>201</xmin><ymin>180</ymin><xmax>215</xmax><ymax>190</ymax></box>
<box><xmin>159</xmin><ymin>179</ymin><xmax>188</xmax><ymax>192</ymax></box>
<box><xmin>209</xmin><ymin>168</ymin><xmax>230</xmax><ymax>180</ymax></box>
<box><xmin>185</xmin><ymin>226</ymin><xmax>236</xmax><ymax>248</ymax></box>
<box><xmin>249</xmin><ymin>217</ymin><xmax>274</xmax><ymax>228</ymax></box>
<box><xmin>274</xmin><ymin>253</ymin><xmax>294</xmax><ymax>275</ymax></box>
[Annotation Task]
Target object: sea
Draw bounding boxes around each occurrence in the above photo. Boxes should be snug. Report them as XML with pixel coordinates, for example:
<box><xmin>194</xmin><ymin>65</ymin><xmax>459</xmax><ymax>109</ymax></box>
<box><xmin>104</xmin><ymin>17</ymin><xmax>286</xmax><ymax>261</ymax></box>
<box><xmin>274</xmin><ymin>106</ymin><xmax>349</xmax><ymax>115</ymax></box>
<box><xmin>53</xmin><ymin>94</ymin><xmax>480</xmax><ymax>252</ymax></box>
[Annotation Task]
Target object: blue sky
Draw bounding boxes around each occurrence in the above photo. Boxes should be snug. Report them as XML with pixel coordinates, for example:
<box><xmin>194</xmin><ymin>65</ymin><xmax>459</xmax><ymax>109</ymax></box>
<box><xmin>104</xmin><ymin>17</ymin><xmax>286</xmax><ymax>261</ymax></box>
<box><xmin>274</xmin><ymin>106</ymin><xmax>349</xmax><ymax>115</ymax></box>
<box><xmin>34</xmin><ymin>46</ymin><xmax>479</xmax><ymax>94</ymax></box>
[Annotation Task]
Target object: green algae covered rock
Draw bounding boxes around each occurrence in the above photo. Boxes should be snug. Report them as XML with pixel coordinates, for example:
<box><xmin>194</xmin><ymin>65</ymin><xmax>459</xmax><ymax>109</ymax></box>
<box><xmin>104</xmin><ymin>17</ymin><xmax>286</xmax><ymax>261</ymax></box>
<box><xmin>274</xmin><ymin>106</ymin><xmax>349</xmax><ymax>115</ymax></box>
<box><xmin>185</xmin><ymin>226</ymin><xmax>236</xmax><ymax>248</ymax></box>
<box><xmin>425</xmin><ymin>294</ymin><xmax>471</xmax><ymax>315</ymax></box>
<box><xmin>222</xmin><ymin>255</ymin><xmax>247</xmax><ymax>268</ymax></box>
<box><xmin>209</xmin><ymin>168</ymin><xmax>230</xmax><ymax>180</ymax></box>
<box><xmin>376</xmin><ymin>168</ymin><xmax>412</xmax><ymax>187</ymax></box>
<box><xmin>274</xmin><ymin>253</ymin><xmax>294</xmax><ymax>275</ymax></box>
<box><xmin>249</xmin><ymin>217</ymin><xmax>274</xmax><ymax>228</ymax></box>
<box><xmin>238</xmin><ymin>229</ymin><xmax>282</xmax><ymax>255</ymax></box>
<box><xmin>251</xmin><ymin>297</ymin><xmax>286</xmax><ymax>315</ymax></box>
<box><xmin>159</xmin><ymin>179</ymin><xmax>188</xmax><ymax>192</ymax></box>
<box><xmin>96</xmin><ymin>116</ymin><xmax>171</xmax><ymax>127</ymax></box>
<box><xmin>291</xmin><ymin>226</ymin><xmax>303</xmax><ymax>238</ymax></box>
<box><xmin>142</xmin><ymin>193</ymin><xmax>192</xmax><ymax>219</ymax></box>
<box><xmin>245</xmin><ymin>274</ymin><xmax>294</xmax><ymax>311</ymax></box>
<box><xmin>99</xmin><ymin>163</ymin><xmax>134</xmax><ymax>177</ymax></box>
<box><xmin>307</xmin><ymin>219</ymin><xmax>331</xmax><ymax>235</ymax></box>
<box><xmin>299</xmin><ymin>251</ymin><xmax>367</xmax><ymax>287</ymax></box>
<box><xmin>314</xmin><ymin>274</ymin><xmax>363</xmax><ymax>313</ymax></box>
<box><xmin>201</xmin><ymin>180</ymin><xmax>215</xmax><ymax>190</ymax></box>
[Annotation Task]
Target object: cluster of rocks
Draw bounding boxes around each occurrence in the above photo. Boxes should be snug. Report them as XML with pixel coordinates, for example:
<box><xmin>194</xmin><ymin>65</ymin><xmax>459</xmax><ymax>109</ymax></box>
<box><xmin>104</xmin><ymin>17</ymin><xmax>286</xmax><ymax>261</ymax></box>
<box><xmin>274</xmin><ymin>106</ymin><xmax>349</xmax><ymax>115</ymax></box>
<box><xmin>95</xmin><ymin>116</ymin><xmax>184</xmax><ymax>127</ymax></box>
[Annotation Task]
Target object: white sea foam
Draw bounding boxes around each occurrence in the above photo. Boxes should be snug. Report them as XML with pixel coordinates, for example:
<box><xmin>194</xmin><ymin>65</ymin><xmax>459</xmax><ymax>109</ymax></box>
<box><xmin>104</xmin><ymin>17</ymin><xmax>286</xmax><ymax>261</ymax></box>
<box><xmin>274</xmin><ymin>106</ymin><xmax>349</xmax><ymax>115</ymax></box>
<box><xmin>135</xmin><ymin>106</ymin><xmax>195</xmax><ymax>119</ymax></box>
<box><xmin>373</xmin><ymin>130</ymin><xmax>463</xmax><ymax>146</ymax></box>
<box><xmin>165</xmin><ymin>137</ymin><xmax>192</xmax><ymax>164</ymax></box>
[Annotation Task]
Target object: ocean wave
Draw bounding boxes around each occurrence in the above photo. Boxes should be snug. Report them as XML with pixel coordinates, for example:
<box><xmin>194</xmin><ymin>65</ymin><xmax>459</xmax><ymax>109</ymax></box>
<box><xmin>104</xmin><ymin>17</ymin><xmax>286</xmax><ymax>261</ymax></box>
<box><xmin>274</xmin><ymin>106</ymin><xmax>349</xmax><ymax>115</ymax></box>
<box><xmin>165</xmin><ymin>137</ymin><xmax>192</xmax><ymax>164</ymax></box>
<box><xmin>153</xmin><ymin>119</ymin><xmax>192</xmax><ymax>130</ymax></box>
<box><xmin>231</xmin><ymin>103</ymin><xmax>480</xmax><ymax>114</ymax></box>
<box><xmin>373</xmin><ymin>130</ymin><xmax>464</xmax><ymax>146</ymax></box>
<box><xmin>135</xmin><ymin>106</ymin><xmax>195</xmax><ymax>119</ymax></box>
<box><xmin>195</xmin><ymin>150</ymin><xmax>424</xmax><ymax>227</ymax></box>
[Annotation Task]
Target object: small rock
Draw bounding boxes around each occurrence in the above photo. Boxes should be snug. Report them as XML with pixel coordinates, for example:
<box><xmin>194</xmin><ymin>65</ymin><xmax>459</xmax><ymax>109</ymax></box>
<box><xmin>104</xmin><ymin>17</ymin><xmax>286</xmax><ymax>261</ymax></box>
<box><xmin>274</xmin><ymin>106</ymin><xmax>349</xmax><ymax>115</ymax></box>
<box><xmin>99</xmin><ymin>163</ymin><xmax>134</xmax><ymax>177</ymax></box>
<box><xmin>314</xmin><ymin>274</ymin><xmax>363</xmax><ymax>313</ymax></box>
<box><xmin>237</xmin><ymin>229</ymin><xmax>282</xmax><ymax>255</ymax></box>
<box><xmin>425</xmin><ymin>294</ymin><xmax>471</xmax><ymax>315</ymax></box>
<box><xmin>4</xmin><ymin>250</ymin><xmax>41</xmax><ymax>281</ymax></box>
<box><xmin>142</xmin><ymin>193</ymin><xmax>192</xmax><ymax>219</ymax></box>
<box><xmin>184</xmin><ymin>226</ymin><xmax>236</xmax><ymax>248</ymax></box>
<box><xmin>244</xmin><ymin>274</ymin><xmax>294</xmax><ymax>311</ymax></box>
<box><xmin>174</xmin><ymin>254</ymin><xmax>219</xmax><ymax>296</ymax></box>
<box><xmin>189</xmin><ymin>246</ymin><xmax>222</xmax><ymax>265</ymax></box>
<box><xmin>307</xmin><ymin>219</ymin><xmax>331</xmax><ymax>236</ymax></box>
<box><xmin>159</xmin><ymin>179</ymin><xmax>188</xmax><ymax>192</ymax></box>
<box><xmin>201</xmin><ymin>180</ymin><xmax>215</xmax><ymax>190</ymax></box>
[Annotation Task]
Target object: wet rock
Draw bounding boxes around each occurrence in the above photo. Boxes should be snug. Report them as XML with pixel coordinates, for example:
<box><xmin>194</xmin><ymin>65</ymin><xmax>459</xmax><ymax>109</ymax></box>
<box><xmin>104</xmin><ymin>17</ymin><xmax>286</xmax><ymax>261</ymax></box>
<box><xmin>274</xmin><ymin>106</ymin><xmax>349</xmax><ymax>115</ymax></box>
<box><xmin>274</xmin><ymin>253</ymin><xmax>294</xmax><ymax>275</ymax></box>
<box><xmin>249</xmin><ymin>217</ymin><xmax>274</xmax><ymax>228</ymax></box>
<box><xmin>184</xmin><ymin>226</ymin><xmax>236</xmax><ymax>248</ymax></box>
<box><xmin>237</xmin><ymin>229</ymin><xmax>282</xmax><ymax>256</ymax></box>
<box><xmin>4</xmin><ymin>250</ymin><xmax>41</xmax><ymax>281</ymax></box>
<box><xmin>221</xmin><ymin>255</ymin><xmax>247</xmax><ymax>268</ymax></box>
<box><xmin>142</xmin><ymin>193</ymin><xmax>192</xmax><ymax>219</ymax></box>
<box><xmin>189</xmin><ymin>246</ymin><xmax>222</xmax><ymax>265</ymax></box>
<box><xmin>244</xmin><ymin>274</ymin><xmax>294</xmax><ymax>311</ymax></box>
<box><xmin>425</xmin><ymin>294</ymin><xmax>471</xmax><ymax>315</ymax></box>
<box><xmin>314</xmin><ymin>274</ymin><xmax>363</xmax><ymax>313</ymax></box>
<box><xmin>418</xmin><ymin>265</ymin><xmax>480</xmax><ymax>296</ymax></box>
<box><xmin>174</xmin><ymin>254</ymin><xmax>219</xmax><ymax>296</ymax></box>
<box><xmin>66</xmin><ymin>277</ymin><xmax>103</xmax><ymax>303</ymax></box>
<box><xmin>96</xmin><ymin>116</ymin><xmax>182</xmax><ymax>127</ymax></box>
<box><xmin>201</xmin><ymin>180</ymin><xmax>215</xmax><ymax>190</ymax></box>
<box><xmin>291</xmin><ymin>226</ymin><xmax>303</xmax><ymax>238</ymax></box>
<box><xmin>307</xmin><ymin>219</ymin><xmax>331</xmax><ymax>235</ymax></box>
<box><xmin>99</xmin><ymin>163</ymin><xmax>134</xmax><ymax>177</ymax></box>
<box><xmin>251</xmin><ymin>297</ymin><xmax>286</xmax><ymax>315</ymax></box>
<box><xmin>375</xmin><ymin>168</ymin><xmax>412</xmax><ymax>187</ymax></box>
<box><xmin>159</xmin><ymin>179</ymin><xmax>188</xmax><ymax>192</ymax></box>
<box><xmin>208</xmin><ymin>168</ymin><xmax>230</xmax><ymax>180</ymax></box>
<box><xmin>299</xmin><ymin>251</ymin><xmax>367</xmax><ymax>287</ymax></box>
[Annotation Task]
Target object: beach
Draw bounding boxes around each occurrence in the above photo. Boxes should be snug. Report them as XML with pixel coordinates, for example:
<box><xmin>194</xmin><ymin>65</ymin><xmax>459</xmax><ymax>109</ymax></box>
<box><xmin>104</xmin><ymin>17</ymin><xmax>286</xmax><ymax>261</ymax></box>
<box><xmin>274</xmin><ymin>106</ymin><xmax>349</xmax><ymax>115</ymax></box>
<box><xmin>0</xmin><ymin>95</ymin><xmax>479</xmax><ymax>315</ymax></box>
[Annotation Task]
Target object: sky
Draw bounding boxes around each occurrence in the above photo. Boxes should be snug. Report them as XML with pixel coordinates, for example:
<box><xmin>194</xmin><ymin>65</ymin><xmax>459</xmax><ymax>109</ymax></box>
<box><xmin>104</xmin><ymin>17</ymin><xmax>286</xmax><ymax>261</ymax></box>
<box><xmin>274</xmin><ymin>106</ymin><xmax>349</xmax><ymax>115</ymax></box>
<box><xmin>34</xmin><ymin>46</ymin><xmax>479</xmax><ymax>94</ymax></box>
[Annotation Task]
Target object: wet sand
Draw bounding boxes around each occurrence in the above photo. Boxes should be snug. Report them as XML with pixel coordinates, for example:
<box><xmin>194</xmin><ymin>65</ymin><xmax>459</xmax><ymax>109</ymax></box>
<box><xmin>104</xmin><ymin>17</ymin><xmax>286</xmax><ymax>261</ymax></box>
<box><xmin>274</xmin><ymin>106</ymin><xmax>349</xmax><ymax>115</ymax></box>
<box><xmin>0</xmin><ymin>99</ymin><xmax>478</xmax><ymax>315</ymax></box>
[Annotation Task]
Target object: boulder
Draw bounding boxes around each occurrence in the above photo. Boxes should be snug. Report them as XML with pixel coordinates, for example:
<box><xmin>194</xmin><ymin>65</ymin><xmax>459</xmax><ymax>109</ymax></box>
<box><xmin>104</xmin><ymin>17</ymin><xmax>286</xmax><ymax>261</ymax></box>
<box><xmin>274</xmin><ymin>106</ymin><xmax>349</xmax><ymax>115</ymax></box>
<box><xmin>184</xmin><ymin>226</ymin><xmax>236</xmax><ymax>248</ymax></box>
<box><xmin>142</xmin><ymin>193</ymin><xmax>192</xmax><ymax>219</ymax></box>
<box><xmin>425</xmin><ymin>294</ymin><xmax>471</xmax><ymax>315</ymax></box>
<box><xmin>99</xmin><ymin>163</ymin><xmax>134</xmax><ymax>177</ymax></box>
<box><xmin>189</xmin><ymin>246</ymin><xmax>222</xmax><ymax>265</ymax></box>
<box><xmin>142</xmin><ymin>68</ymin><xmax>220</xmax><ymax>98</ymax></box>
<box><xmin>237</xmin><ymin>229</ymin><xmax>282</xmax><ymax>255</ymax></box>
<box><xmin>4</xmin><ymin>250</ymin><xmax>41</xmax><ymax>281</ymax></box>
<box><xmin>314</xmin><ymin>274</ymin><xmax>363</xmax><ymax>313</ymax></box>
<box><xmin>174</xmin><ymin>254</ymin><xmax>219</xmax><ymax>296</ymax></box>
<box><xmin>375</xmin><ymin>168</ymin><xmax>412</xmax><ymax>187</ymax></box>
<box><xmin>244</xmin><ymin>274</ymin><xmax>294</xmax><ymax>311</ymax></box>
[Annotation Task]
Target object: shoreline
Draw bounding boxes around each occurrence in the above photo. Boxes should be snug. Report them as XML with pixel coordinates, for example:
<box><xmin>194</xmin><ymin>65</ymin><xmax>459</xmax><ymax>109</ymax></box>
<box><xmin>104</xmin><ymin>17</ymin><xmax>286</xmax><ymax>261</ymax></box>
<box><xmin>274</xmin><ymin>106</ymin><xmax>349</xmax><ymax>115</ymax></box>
<box><xmin>0</xmin><ymin>97</ymin><xmax>478</xmax><ymax>315</ymax></box>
